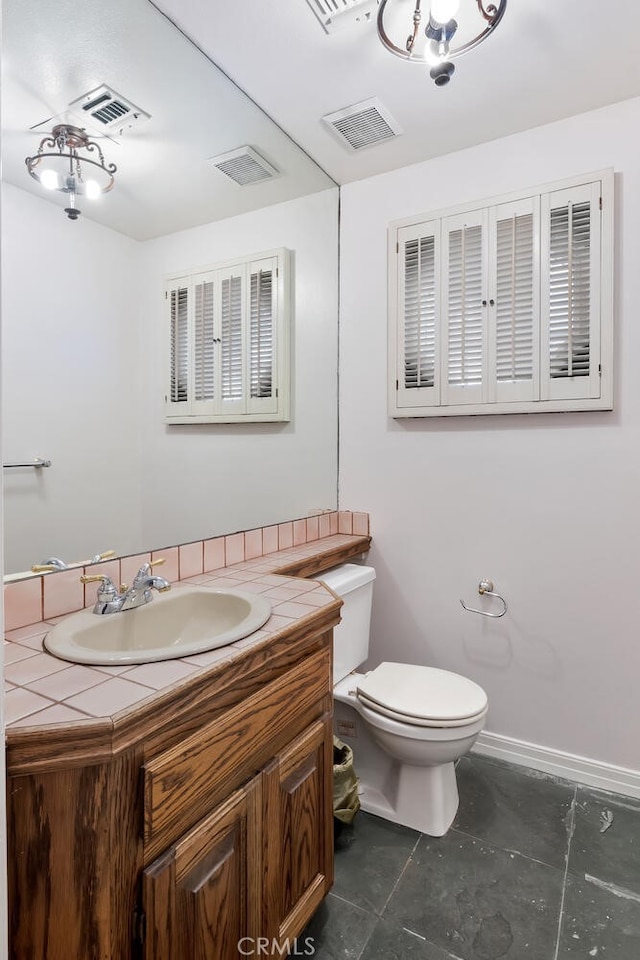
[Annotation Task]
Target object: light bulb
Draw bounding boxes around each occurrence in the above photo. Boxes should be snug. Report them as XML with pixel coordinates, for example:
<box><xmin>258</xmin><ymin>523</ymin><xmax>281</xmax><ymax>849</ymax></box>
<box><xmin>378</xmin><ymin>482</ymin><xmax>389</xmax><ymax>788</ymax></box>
<box><xmin>85</xmin><ymin>179</ymin><xmax>101</xmax><ymax>200</ymax></box>
<box><xmin>430</xmin><ymin>0</ymin><xmax>460</xmax><ymax>24</ymax></box>
<box><xmin>40</xmin><ymin>168</ymin><xmax>59</xmax><ymax>190</ymax></box>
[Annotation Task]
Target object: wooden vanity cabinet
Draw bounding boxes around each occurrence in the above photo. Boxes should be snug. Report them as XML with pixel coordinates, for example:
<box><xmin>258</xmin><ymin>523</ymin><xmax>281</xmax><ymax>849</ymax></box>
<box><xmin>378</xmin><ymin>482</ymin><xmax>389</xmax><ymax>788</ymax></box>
<box><xmin>6</xmin><ymin>621</ymin><xmax>337</xmax><ymax>960</ymax></box>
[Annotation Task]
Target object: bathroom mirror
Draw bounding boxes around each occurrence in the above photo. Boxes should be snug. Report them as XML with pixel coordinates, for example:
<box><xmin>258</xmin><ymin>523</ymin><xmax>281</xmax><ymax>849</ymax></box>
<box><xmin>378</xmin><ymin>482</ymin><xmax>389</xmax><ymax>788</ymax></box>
<box><xmin>1</xmin><ymin>0</ymin><xmax>339</xmax><ymax>577</ymax></box>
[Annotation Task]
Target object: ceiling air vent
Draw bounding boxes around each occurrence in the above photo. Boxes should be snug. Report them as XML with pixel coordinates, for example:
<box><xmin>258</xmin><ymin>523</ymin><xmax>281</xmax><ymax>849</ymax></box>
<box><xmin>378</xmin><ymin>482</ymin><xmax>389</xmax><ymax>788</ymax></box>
<box><xmin>207</xmin><ymin>147</ymin><xmax>279</xmax><ymax>186</ymax></box>
<box><xmin>323</xmin><ymin>98</ymin><xmax>402</xmax><ymax>151</ymax></box>
<box><xmin>69</xmin><ymin>85</ymin><xmax>151</xmax><ymax>135</ymax></box>
<box><xmin>305</xmin><ymin>0</ymin><xmax>379</xmax><ymax>33</ymax></box>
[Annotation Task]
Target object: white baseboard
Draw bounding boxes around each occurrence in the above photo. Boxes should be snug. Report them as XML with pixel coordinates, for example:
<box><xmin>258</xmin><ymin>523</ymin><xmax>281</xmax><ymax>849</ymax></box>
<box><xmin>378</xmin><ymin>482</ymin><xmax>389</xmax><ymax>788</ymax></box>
<box><xmin>473</xmin><ymin>730</ymin><xmax>640</xmax><ymax>800</ymax></box>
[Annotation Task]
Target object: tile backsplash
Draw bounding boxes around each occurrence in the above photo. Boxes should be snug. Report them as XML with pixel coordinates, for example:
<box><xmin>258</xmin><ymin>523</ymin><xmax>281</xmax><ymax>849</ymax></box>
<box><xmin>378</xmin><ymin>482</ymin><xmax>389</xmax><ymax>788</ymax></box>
<box><xmin>3</xmin><ymin>510</ymin><xmax>370</xmax><ymax>633</ymax></box>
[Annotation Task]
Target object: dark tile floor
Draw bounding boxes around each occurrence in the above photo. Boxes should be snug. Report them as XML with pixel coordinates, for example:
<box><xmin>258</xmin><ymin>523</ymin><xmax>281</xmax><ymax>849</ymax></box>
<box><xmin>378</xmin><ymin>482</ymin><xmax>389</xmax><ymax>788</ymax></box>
<box><xmin>301</xmin><ymin>754</ymin><xmax>640</xmax><ymax>960</ymax></box>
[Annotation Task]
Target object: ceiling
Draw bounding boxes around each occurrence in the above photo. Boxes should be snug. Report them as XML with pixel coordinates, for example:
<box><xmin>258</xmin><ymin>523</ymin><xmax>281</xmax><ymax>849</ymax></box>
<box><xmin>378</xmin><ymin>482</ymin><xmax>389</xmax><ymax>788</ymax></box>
<box><xmin>153</xmin><ymin>0</ymin><xmax>640</xmax><ymax>185</ymax></box>
<box><xmin>4</xmin><ymin>1</ymin><xmax>640</xmax><ymax>239</ymax></box>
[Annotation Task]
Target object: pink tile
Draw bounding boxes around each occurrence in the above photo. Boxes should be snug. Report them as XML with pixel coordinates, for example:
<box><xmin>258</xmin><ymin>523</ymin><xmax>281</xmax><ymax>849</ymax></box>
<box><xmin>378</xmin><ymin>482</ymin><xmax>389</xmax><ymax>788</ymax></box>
<box><xmin>179</xmin><ymin>542</ymin><xmax>204</xmax><ymax>580</ymax></box>
<box><xmin>273</xmin><ymin>601</ymin><xmax>319</xmax><ymax>619</ymax></box>
<box><xmin>352</xmin><ymin>512</ymin><xmax>370</xmax><ymax>536</ymax></box>
<box><xmin>121</xmin><ymin>659</ymin><xmax>199</xmax><ymax>691</ymax></box>
<box><xmin>290</xmin><ymin>589</ymin><xmax>334</xmax><ymax>607</ymax></box>
<box><xmin>3</xmin><ymin>643</ymin><xmax>39</xmax><ymax>665</ymax></box>
<box><xmin>120</xmin><ymin>553</ymin><xmax>152</xmax><ymax>589</ymax></box>
<box><xmin>237</xmin><ymin>581</ymin><xmax>271</xmax><ymax>595</ymax></box>
<box><xmin>225</xmin><ymin>533</ymin><xmax>245</xmax><ymax>566</ymax></box>
<box><xmin>29</xmin><ymin>664</ymin><xmax>108</xmax><ymax>701</ymax></box>
<box><xmin>318</xmin><ymin>514</ymin><xmax>332</xmax><ymax>539</ymax></box>
<box><xmin>329</xmin><ymin>512</ymin><xmax>339</xmax><ymax>535</ymax></box>
<box><xmin>65</xmin><ymin>677</ymin><xmax>156</xmax><ymax>717</ymax></box>
<box><xmin>278</xmin><ymin>523</ymin><xmax>293</xmax><ymax>550</ymax></box>
<box><xmin>185</xmin><ymin>647</ymin><xmax>240</xmax><ymax>668</ymax></box>
<box><xmin>305</xmin><ymin>516</ymin><xmax>320</xmax><ymax>542</ymax></box>
<box><xmin>244</xmin><ymin>529</ymin><xmax>263</xmax><ymax>561</ymax></box>
<box><xmin>5</xmin><ymin>623</ymin><xmax>48</xmax><ymax>644</ymax></box>
<box><xmin>43</xmin><ymin>568</ymin><xmax>84</xmax><ymax>620</ymax></box>
<box><xmin>264</xmin><ymin>614</ymin><xmax>296</xmax><ymax>632</ymax></box>
<box><xmin>4</xmin><ymin>577</ymin><xmax>43</xmax><ymax>631</ymax></box>
<box><xmin>338</xmin><ymin>511</ymin><xmax>353</xmax><ymax>535</ymax></box>
<box><xmin>12</xmin><ymin>703</ymin><xmax>93</xmax><ymax>727</ymax></box>
<box><xmin>5</xmin><ymin>652</ymin><xmax>71</xmax><ymax>687</ymax></box>
<box><xmin>5</xmin><ymin>687</ymin><xmax>56</xmax><ymax>724</ymax></box>
<box><xmin>152</xmin><ymin>548</ymin><xmax>179</xmax><ymax>583</ymax></box>
<box><xmin>292</xmin><ymin>520</ymin><xmax>307</xmax><ymax>546</ymax></box>
<box><xmin>204</xmin><ymin>537</ymin><xmax>226</xmax><ymax>572</ymax></box>
<box><xmin>262</xmin><ymin>525</ymin><xmax>279</xmax><ymax>555</ymax></box>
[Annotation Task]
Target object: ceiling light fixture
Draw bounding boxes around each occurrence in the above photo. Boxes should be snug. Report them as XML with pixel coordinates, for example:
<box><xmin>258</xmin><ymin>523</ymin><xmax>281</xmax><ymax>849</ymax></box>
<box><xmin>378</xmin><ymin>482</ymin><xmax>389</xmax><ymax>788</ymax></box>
<box><xmin>377</xmin><ymin>0</ymin><xmax>507</xmax><ymax>86</ymax></box>
<box><xmin>25</xmin><ymin>124</ymin><xmax>117</xmax><ymax>221</ymax></box>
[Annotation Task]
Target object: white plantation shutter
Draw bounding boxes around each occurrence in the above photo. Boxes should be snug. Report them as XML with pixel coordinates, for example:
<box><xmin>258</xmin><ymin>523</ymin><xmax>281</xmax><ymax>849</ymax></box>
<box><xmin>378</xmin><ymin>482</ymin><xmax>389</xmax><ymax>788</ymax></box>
<box><xmin>248</xmin><ymin>256</ymin><xmax>279</xmax><ymax>415</ymax></box>
<box><xmin>193</xmin><ymin>275</ymin><xmax>215</xmax><ymax>403</ymax></box>
<box><xmin>388</xmin><ymin>170</ymin><xmax>612</xmax><ymax>418</ymax></box>
<box><xmin>167</xmin><ymin>281</ymin><xmax>190</xmax><ymax>411</ymax></box>
<box><xmin>490</xmin><ymin>197</ymin><xmax>539</xmax><ymax>403</ymax></box>
<box><xmin>164</xmin><ymin>249</ymin><xmax>290</xmax><ymax>423</ymax></box>
<box><xmin>442</xmin><ymin>210</ymin><xmax>487</xmax><ymax>405</ymax></box>
<box><xmin>220</xmin><ymin>267</ymin><xmax>245</xmax><ymax>411</ymax></box>
<box><xmin>541</xmin><ymin>182</ymin><xmax>602</xmax><ymax>401</ymax></box>
<box><xmin>395</xmin><ymin>221</ymin><xmax>440</xmax><ymax>408</ymax></box>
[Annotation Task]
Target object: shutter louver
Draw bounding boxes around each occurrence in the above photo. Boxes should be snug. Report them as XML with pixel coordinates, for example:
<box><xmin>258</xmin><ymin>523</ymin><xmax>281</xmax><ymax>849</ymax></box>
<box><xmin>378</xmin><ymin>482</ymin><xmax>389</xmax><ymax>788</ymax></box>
<box><xmin>448</xmin><ymin>224</ymin><xmax>483</xmax><ymax>387</ymax></box>
<box><xmin>549</xmin><ymin>201</ymin><xmax>591</xmax><ymax>380</ymax></box>
<box><xmin>170</xmin><ymin>286</ymin><xmax>189</xmax><ymax>403</ymax></box>
<box><xmin>496</xmin><ymin>213</ymin><xmax>534</xmax><ymax>383</ymax></box>
<box><xmin>221</xmin><ymin>275</ymin><xmax>243</xmax><ymax>401</ymax></box>
<box><xmin>194</xmin><ymin>279</ymin><xmax>215</xmax><ymax>401</ymax></box>
<box><xmin>250</xmin><ymin>268</ymin><xmax>273</xmax><ymax>399</ymax></box>
<box><xmin>404</xmin><ymin>237</ymin><xmax>436</xmax><ymax>389</ymax></box>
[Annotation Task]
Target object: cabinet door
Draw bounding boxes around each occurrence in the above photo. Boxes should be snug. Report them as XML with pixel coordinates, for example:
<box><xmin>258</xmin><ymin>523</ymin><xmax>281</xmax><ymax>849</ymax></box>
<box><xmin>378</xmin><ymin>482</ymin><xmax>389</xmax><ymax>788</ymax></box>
<box><xmin>263</xmin><ymin>716</ymin><xmax>334</xmax><ymax>943</ymax></box>
<box><xmin>142</xmin><ymin>777</ymin><xmax>261</xmax><ymax>960</ymax></box>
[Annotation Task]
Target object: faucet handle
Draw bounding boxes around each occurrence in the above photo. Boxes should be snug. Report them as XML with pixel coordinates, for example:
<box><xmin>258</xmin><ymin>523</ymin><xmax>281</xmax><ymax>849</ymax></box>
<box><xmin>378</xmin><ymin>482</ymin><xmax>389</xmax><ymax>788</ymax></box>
<box><xmin>80</xmin><ymin>573</ymin><xmax>120</xmax><ymax>603</ymax></box>
<box><xmin>149</xmin><ymin>558</ymin><xmax>165</xmax><ymax>568</ymax></box>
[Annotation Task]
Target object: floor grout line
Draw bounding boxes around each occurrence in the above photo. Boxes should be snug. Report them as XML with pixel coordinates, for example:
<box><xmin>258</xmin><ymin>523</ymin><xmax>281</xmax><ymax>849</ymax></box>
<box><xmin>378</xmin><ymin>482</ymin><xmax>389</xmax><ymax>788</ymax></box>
<box><xmin>553</xmin><ymin>784</ymin><xmax>578</xmax><ymax>960</ymax></box>
<box><xmin>379</xmin><ymin>832</ymin><xmax>422</xmax><ymax>918</ymax></box>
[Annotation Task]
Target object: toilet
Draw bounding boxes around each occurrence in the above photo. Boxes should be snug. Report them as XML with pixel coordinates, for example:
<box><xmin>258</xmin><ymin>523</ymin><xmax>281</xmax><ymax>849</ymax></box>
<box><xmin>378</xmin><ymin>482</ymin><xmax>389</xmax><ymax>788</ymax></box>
<box><xmin>321</xmin><ymin>563</ymin><xmax>488</xmax><ymax>837</ymax></box>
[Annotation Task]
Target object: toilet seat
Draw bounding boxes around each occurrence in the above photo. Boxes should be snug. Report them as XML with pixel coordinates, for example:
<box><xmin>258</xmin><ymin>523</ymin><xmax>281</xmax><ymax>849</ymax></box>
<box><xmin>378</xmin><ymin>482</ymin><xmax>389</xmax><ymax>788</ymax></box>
<box><xmin>356</xmin><ymin>662</ymin><xmax>488</xmax><ymax>729</ymax></box>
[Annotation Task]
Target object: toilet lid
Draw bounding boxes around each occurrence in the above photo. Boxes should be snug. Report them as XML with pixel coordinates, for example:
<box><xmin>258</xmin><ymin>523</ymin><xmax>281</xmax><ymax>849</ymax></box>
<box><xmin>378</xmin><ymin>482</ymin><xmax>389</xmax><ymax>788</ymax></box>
<box><xmin>356</xmin><ymin>662</ymin><xmax>488</xmax><ymax>725</ymax></box>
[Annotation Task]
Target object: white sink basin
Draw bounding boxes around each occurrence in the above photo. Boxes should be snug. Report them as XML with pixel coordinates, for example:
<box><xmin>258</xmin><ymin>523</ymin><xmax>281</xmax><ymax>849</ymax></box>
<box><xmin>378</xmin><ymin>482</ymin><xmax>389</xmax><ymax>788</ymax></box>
<box><xmin>43</xmin><ymin>585</ymin><xmax>272</xmax><ymax>665</ymax></box>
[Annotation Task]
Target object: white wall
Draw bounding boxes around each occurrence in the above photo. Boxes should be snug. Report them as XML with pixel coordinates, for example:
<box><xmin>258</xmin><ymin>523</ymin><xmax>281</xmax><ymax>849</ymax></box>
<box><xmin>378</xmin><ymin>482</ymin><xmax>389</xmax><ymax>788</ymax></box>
<box><xmin>137</xmin><ymin>188</ymin><xmax>339</xmax><ymax>548</ymax></box>
<box><xmin>1</xmin><ymin>184</ymin><xmax>143</xmax><ymax>572</ymax></box>
<box><xmin>339</xmin><ymin>97</ymin><xmax>640</xmax><ymax>772</ymax></box>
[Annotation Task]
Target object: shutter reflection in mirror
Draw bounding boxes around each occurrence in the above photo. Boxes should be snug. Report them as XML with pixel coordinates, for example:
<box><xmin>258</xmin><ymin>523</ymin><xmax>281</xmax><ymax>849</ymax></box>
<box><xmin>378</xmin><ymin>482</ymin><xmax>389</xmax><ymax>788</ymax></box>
<box><xmin>220</xmin><ymin>268</ymin><xmax>245</xmax><ymax>409</ymax></box>
<box><xmin>194</xmin><ymin>275</ymin><xmax>215</xmax><ymax>402</ymax></box>
<box><xmin>491</xmin><ymin>197</ymin><xmax>539</xmax><ymax>403</ymax></box>
<box><xmin>250</xmin><ymin>265</ymin><xmax>274</xmax><ymax>399</ymax></box>
<box><xmin>443</xmin><ymin>209</ymin><xmax>486</xmax><ymax>405</ymax></box>
<box><xmin>541</xmin><ymin>181</ymin><xmax>601</xmax><ymax>401</ymax></box>
<box><xmin>170</xmin><ymin>284</ymin><xmax>189</xmax><ymax>405</ymax></box>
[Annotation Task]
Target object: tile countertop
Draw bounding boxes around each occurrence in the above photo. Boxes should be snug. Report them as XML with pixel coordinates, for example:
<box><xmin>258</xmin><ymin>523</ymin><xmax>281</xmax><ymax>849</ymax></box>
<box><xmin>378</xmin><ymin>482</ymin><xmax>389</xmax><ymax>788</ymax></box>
<box><xmin>3</xmin><ymin>533</ymin><xmax>370</xmax><ymax>732</ymax></box>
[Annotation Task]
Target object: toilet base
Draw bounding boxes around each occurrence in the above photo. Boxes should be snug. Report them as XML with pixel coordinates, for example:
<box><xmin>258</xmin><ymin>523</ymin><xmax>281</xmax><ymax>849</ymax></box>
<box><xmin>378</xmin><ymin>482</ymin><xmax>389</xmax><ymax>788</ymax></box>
<box><xmin>358</xmin><ymin>760</ymin><xmax>459</xmax><ymax>837</ymax></box>
<box><xmin>334</xmin><ymin>683</ymin><xmax>472</xmax><ymax>837</ymax></box>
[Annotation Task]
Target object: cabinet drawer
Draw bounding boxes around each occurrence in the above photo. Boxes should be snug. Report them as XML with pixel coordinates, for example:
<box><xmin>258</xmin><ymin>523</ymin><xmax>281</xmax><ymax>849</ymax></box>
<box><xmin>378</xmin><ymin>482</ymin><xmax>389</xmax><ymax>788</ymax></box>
<box><xmin>143</xmin><ymin>647</ymin><xmax>331</xmax><ymax>862</ymax></box>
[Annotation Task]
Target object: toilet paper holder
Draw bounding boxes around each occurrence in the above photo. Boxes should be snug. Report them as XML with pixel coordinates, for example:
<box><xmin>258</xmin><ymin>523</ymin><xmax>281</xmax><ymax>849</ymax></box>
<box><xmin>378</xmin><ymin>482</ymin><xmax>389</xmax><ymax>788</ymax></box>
<box><xmin>460</xmin><ymin>579</ymin><xmax>507</xmax><ymax>618</ymax></box>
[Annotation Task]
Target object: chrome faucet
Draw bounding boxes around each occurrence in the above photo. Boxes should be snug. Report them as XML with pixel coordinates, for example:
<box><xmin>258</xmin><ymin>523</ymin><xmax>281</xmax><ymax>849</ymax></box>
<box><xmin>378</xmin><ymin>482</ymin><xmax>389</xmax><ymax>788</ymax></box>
<box><xmin>33</xmin><ymin>549</ymin><xmax>115</xmax><ymax>574</ymax></box>
<box><xmin>81</xmin><ymin>559</ymin><xmax>171</xmax><ymax>615</ymax></box>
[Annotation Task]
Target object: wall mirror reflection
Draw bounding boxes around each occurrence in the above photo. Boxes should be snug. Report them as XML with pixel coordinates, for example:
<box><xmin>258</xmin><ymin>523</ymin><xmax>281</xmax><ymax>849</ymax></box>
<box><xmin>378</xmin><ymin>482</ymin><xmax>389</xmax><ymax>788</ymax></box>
<box><xmin>1</xmin><ymin>0</ymin><xmax>339</xmax><ymax>579</ymax></box>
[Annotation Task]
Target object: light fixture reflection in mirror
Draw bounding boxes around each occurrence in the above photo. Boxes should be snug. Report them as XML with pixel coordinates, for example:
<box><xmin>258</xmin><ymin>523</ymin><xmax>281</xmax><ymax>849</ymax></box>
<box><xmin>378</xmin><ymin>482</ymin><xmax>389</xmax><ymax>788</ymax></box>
<box><xmin>25</xmin><ymin>124</ymin><xmax>117</xmax><ymax>220</ymax></box>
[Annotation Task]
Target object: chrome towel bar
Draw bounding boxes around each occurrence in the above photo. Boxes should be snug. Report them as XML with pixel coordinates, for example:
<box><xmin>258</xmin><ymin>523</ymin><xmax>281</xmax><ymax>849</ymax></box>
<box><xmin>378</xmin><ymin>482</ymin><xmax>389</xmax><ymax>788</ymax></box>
<box><xmin>3</xmin><ymin>458</ymin><xmax>52</xmax><ymax>469</ymax></box>
<box><xmin>460</xmin><ymin>579</ymin><xmax>507</xmax><ymax>618</ymax></box>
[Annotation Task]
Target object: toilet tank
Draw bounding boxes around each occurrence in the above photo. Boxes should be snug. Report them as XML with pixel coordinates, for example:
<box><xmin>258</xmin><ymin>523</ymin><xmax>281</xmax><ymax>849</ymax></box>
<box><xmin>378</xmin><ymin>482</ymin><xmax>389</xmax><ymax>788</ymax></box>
<box><xmin>318</xmin><ymin>563</ymin><xmax>376</xmax><ymax>684</ymax></box>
